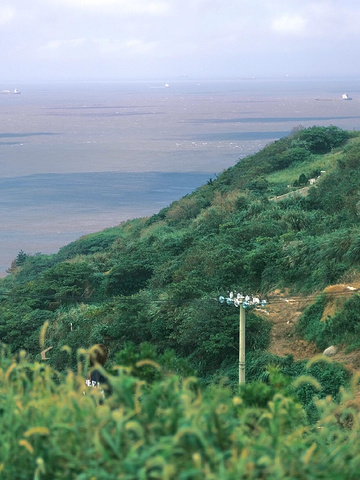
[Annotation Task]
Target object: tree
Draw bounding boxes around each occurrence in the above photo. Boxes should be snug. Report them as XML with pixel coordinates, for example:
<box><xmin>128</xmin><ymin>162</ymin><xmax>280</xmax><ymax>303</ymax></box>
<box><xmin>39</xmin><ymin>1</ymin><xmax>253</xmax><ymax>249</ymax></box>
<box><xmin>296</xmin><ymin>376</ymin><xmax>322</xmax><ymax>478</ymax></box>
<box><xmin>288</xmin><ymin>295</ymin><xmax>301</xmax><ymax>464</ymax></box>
<box><xmin>6</xmin><ymin>250</ymin><xmax>29</xmax><ymax>273</ymax></box>
<box><xmin>105</xmin><ymin>259</ymin><xmax>153</xmax><ymax>296</ymax></box>
<box><xmin>41</xmin><ymin>261</ymin><xmax>100</xmax><ymax>302</ymax></box>
<box><xmin>16</xmin><ymin>250</ymin><xmax>28</xmax><ymax>266</ymax></box>
<box><xmin>246</xmin><ymin>176</ymin><xmax>269</xmax><ymax>195</ymax></box>
<box><xmin>296</xmin><ymin>125</ymin><xmax>350</xmax><ymax>154</ymax></box>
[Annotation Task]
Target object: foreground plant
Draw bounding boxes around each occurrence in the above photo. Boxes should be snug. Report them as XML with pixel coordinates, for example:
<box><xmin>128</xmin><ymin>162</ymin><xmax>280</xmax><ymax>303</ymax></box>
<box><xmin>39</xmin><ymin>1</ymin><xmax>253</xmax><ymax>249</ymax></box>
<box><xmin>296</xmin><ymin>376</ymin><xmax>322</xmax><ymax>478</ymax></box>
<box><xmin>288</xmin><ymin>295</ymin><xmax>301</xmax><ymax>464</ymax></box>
<box><xmin>0</xmin><ymin>345</ymin><xmax>360</xmax><ymax>479</ymax></box>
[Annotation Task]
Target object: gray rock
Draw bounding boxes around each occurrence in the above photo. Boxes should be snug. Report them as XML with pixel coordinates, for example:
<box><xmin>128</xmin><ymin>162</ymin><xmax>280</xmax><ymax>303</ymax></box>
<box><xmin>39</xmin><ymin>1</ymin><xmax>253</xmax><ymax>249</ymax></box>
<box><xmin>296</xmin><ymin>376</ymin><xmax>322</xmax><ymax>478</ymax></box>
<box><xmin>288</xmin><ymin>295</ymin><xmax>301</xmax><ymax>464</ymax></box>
<box><xmin>323</xmin><ymin>345</ymin><xmax>337</xmax><ymax>357</ymax></box>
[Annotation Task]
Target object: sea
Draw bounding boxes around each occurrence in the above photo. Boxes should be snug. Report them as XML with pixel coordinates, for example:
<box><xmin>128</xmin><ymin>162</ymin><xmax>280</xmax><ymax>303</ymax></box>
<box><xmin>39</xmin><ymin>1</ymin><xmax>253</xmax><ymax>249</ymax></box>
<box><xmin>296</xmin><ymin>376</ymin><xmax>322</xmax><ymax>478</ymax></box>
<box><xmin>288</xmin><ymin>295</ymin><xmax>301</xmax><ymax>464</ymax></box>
<box><xmin>1</xmin><ymin>77</ymin><xmax>360</xmax><ymax>276</ymax></box>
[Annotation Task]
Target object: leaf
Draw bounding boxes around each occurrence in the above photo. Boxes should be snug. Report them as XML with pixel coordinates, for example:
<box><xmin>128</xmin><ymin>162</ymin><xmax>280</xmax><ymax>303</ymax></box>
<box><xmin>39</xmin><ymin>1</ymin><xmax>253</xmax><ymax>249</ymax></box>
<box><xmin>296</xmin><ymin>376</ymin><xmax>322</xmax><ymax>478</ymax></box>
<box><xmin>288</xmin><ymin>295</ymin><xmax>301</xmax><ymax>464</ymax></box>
<box><xmin>24</xmin><ymin>427</ymin><xmax>50</xmax><ymax>437</ymax></box>
<box><xmin>18</xmin><ymin>439</ymin><xmax>34</xmax><ymax>454</ymax></box>
<box><xmin>5</xmin><ymin>363</ymin><xmax>16</xmax><ymax>382</ymax></box>
<box><xmin>61</xmin><ymin>345</ymin><xmax>72</xmax><ymax>355</ymax></box>
<box><xmin>125</xmin><ymin>421</ymin><xmax>145</xmax><ymax>439</ymax></box>
<box><xmin>303</xmin><ymin>442</ymin><xmax>317</xmax><ymax>465</ymax></box>
<box><xmin>306</xmin><ymin>354</ymin><xmax>333</xmax><ymax>369</ymax></box>
<box><xmin>292</xmin><ymin>375</ymin><xmax>322</xmax><ymax>391</ymax></box>
<box><xmin>136</xmin><ymin>359</ymin><xmax>161</xmax><ymax>371</ymax></box>
<box><xmin>39</xmin><ymin>321</ymin><xmax>49</xmax><ymax>349</ymax></box>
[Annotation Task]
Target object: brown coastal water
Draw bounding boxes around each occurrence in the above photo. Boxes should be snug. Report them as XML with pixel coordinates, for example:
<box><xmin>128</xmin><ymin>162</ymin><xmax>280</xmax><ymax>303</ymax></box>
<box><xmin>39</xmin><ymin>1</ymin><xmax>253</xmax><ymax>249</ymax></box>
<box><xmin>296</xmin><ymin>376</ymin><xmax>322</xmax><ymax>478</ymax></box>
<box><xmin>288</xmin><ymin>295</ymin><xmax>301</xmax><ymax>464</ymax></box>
<box><xmin>1</xmin><ymin>78</ymin><xmax>360</xmax><ymax>275</ymax></box>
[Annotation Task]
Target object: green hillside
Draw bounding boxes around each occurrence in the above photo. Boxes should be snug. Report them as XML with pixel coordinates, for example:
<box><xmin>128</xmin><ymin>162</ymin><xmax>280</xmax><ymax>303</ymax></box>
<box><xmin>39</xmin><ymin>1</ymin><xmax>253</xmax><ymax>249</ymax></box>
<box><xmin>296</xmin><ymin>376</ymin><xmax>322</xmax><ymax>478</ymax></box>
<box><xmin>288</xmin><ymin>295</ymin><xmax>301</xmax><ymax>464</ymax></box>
<box><xmin>4</xmin><ymin>125</ymin><xmax>360</xmax><ymax>477</ymax></box>
<box><xmin>1</xmin><ymin>125</ymin><xmax>360</xmax><ymax>383</ymax></box>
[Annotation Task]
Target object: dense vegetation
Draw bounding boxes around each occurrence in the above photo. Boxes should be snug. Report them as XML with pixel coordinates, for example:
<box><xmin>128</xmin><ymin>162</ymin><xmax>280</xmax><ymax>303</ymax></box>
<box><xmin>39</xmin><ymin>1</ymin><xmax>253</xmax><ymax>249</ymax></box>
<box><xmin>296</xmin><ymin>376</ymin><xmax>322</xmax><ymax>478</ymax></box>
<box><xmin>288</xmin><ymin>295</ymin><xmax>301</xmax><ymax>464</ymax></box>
<box><xmin>2</xmin><ymin>125</ymin><xmax>360</xmax><ymax>476</ymax></box>
<box><xmin>1</xmin><ymin>126</ymin><xmax>359</xmax><ymax>375</ymax></box>
<box><xmin>1</xmin><ymin>345</ymin><xmax>360</xmax><ymax>479</ymax></box>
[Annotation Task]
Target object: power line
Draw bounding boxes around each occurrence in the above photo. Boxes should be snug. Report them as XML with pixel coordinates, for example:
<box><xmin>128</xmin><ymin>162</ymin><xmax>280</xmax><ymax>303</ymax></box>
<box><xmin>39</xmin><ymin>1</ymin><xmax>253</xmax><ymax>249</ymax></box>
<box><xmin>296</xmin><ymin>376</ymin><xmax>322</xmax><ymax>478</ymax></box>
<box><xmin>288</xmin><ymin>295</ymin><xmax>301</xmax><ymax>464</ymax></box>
<box><xmin>0</xmin><ymin>290</ymin><xmax>359</xmax><ymax>305</ymax></box>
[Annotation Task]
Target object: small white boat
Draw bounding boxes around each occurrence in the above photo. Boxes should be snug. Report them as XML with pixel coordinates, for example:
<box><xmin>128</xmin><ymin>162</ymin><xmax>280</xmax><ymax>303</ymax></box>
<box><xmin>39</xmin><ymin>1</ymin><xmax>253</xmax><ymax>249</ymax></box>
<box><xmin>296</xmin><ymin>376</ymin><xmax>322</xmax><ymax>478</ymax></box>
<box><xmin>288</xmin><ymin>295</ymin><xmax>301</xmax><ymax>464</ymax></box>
<box><xmin>342</xmin><ymin>93</ymin><xmax>352</xmax><ymax>100</ymax></box>
<box><xmin>1</xmin><ymin>88</ymin><xmax>21</xmax><ymax>94</ymax></box>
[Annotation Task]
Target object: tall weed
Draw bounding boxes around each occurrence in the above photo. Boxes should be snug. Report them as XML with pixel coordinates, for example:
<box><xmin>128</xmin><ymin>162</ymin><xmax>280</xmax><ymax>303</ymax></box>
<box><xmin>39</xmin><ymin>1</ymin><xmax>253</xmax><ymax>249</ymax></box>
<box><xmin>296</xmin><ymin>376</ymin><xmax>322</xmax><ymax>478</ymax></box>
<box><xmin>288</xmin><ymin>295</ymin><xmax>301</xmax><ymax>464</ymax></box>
<box><xmin>0</xmin><ymin>345</ymin><xmax>359</xmax><ymax>479</ymax></box>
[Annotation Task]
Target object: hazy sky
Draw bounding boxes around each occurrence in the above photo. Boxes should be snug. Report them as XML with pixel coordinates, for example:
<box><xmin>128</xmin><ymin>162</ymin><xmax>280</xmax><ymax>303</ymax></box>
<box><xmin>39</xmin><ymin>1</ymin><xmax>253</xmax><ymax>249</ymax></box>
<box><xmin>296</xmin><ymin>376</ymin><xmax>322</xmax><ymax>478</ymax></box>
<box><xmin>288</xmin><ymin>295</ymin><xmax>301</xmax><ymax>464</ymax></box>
<box><xmin>2</xmin><ymin>0</ymin><xmax>360</xmax><ymax>82</ymax></box>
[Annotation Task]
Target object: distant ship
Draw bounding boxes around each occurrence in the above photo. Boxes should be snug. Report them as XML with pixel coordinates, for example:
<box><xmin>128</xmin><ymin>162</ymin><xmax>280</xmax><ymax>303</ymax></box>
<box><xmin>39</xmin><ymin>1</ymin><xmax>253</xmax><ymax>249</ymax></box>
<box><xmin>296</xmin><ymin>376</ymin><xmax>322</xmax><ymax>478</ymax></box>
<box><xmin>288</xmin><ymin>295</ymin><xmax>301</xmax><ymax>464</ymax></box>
<box><xmin>1</xmin><ymin>88</ymin><xmax>21</xmax><ymax>94</ymax></box>
<box><xmin>315</xmin><ymin>93</ymin><xmax>353</xmax><ymax>102</ymax></box>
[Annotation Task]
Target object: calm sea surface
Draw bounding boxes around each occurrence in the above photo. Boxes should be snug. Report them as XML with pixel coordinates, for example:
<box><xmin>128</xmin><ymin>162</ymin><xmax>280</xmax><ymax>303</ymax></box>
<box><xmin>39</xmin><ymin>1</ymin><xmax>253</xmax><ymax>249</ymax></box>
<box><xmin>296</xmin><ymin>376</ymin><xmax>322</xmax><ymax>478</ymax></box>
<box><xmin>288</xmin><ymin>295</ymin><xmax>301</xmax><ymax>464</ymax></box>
<box><xmin>1</xmin><ymin>78</ymin><xmax>360</xmax><ymax>275</ymax></box>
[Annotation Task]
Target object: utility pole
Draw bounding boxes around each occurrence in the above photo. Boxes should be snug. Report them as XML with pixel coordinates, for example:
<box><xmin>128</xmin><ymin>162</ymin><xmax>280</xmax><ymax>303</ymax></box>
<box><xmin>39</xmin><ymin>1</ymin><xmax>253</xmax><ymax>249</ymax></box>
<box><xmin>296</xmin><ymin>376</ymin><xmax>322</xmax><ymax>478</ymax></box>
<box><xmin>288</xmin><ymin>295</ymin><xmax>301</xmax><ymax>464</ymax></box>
<box><xmin>219</xmin><ymin>292</ymin><xmax>266</xmax><ymax>385</ymax></box>
<box><xmin>239</xmin><ymin>303</ymin><xmax>245</xmax><ymax>384</ymax></box>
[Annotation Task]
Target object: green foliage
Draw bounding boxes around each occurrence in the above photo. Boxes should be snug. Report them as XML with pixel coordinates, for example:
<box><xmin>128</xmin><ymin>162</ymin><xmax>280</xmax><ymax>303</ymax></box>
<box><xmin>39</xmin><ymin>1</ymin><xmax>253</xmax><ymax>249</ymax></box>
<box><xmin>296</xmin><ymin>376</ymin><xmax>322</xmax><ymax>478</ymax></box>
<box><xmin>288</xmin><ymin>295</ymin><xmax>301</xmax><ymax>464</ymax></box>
<box><xmin>238</xmin><ymin>379</ymin><xmax>277</xmax><ymax>407</ymax></box>
<box><xmin>105</xmin><ymin>260</ymin><xmax>153</xmax><ymax>296</ymax></box>
<box><xmin>295</xmin><ymin>125</ymin><xmax>350</xmax><ymax>154</ymax></box>
<box><xmin>296</xmin><ymin>295</ymin><xmax>328</xmax><ymax>348</ymax></box>
<box><xmin>2</xmin><ymin>126</ymin><xmax>360</xmax><ymax>384</ymax></box>
<box><xmin>295</xmin><ymin>357</ymin><xmax>350</xmax><ymax>423</ymax></box>
<box><xmin>12</xmin><ymin>253</ymin><xmax>58</xmax><ymax>282</ymax></box>
<box><xmin>57</xmin><ymin>226</ymin><xmax>126</xmax><ymax>260</ymax></box>
<box><xmin>327</xmin><ymin>295</ymin><xmax>360</xmax><ymax>347</ymax></box>
<box><xmin>16</xmin><ymin>249</ymin><xmax>29</xmax><ymax>266</ymax></box>
<box><xmin>245</xmin><ymin>311</ymin><xmax>272</xmax><ymax>351</ymax></box>
<box><xmin>294</xmin><ymin>172</ymin><xmax>308</xmax><ymax>186</ymax></box>
<box><xmin>297</xmin><ymin>294</ymin><xmax>360</xmax><ymax>352</ymax></box>
<box><xmin>340</xmin><ymin>142</ymin><xmax>360</xmax><ymax>169</ymax></box>
<box><xmin>273</xmin><ymin>146</ymin><xmax>313</xmax><ymax>172</ymax></box>
<box><xmin>244</xmin><ymin>351</ymin><xmax>350</xmax><ymax>424</ymax></box>
<box><xmin>0</xmin><ymin>346</ymin><xmax>360</xmax><ymax>479</ymax></box>
<box><xmin>114</xmin><ymin>342</ymin><xmax>196</xmax><ymax>382</ymax></box>
<box><xmin>1</xmin><ymin>125</ymin><xmax>360</xmax><ymax>480</ymax></box>
<box><xmin>246</xmin><ymin>176</ymin><xmax>269</xmax><ymax>195</ymax></box>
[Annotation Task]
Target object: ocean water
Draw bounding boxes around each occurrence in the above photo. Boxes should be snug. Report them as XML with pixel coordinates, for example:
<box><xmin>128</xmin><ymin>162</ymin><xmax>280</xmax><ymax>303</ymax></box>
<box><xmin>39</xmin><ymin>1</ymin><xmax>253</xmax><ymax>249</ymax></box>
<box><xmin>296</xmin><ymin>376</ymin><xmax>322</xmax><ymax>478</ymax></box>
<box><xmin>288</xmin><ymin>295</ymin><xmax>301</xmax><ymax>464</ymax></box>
<box><xmin>1</xmin><ymin>78</ymin><xmax>360</xmax><ymax>275</ymax></box>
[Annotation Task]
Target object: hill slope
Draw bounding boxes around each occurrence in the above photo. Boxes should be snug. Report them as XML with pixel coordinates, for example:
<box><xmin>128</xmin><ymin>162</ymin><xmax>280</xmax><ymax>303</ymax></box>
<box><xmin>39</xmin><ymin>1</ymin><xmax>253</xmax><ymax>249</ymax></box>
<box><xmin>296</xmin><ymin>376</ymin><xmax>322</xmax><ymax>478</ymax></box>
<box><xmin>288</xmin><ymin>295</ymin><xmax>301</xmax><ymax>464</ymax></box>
<box><xmin>1</xmin><ymin>125</ymin><xmax>360</xmax><ymax>383</ymax></box>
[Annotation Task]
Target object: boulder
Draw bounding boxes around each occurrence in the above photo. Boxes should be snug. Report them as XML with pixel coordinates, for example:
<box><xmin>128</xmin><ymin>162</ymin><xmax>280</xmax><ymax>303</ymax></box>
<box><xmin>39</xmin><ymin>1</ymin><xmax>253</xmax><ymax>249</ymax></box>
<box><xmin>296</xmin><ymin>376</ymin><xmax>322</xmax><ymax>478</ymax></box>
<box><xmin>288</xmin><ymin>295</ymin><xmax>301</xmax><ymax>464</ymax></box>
<box><xmin>323</xmin><ymin>345</ymin><xmax>337</xmax><ymax>357</ymax></box>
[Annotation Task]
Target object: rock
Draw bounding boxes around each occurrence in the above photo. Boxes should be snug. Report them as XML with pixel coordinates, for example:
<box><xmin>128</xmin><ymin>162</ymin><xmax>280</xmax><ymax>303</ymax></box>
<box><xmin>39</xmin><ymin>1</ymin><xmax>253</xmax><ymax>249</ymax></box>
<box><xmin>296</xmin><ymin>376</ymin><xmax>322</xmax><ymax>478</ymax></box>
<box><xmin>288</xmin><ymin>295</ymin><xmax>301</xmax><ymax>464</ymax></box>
<box><xmin>323</xmin><ymin>346</ymin><xmax>337</xmax><ymax>357</ymax></box>
<box><xmin>287</xmin><ymin>312</ymin><xmax>302</xmax><ymax>324</ymax></box>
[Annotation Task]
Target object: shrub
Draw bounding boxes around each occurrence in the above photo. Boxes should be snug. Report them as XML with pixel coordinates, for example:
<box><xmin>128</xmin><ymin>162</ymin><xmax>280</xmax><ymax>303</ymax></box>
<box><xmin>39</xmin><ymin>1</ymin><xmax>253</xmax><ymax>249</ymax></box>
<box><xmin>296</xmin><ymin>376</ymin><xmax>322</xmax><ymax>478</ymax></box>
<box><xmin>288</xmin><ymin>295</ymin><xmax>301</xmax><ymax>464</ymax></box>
<box><xmin>296</xmin><ymin>125</ymin><xmax>350</xmax><ymax>154</ymax></box>
<box><xmin>297</xmin><ymin>294</ymin><xmax>360</xmax><ymax>351</ymax></box>
<box><xmin>0</xmin><ymin>344</ymin><xmax>359</xmax><ymax>479</ymax></box>
<box><xmin>296</xmin><ymin>295</ymin><xmax>328</xmax><ymax>348</ymax></box>
<box><xmin>105</xmin><ymin>260</ymin><xmax>153</xmax><ymax>296</ymax></box>
<box><xmin>326</xmin><ymin>294</ymin><xmax>360</xmax><ymax>349</ymax></box>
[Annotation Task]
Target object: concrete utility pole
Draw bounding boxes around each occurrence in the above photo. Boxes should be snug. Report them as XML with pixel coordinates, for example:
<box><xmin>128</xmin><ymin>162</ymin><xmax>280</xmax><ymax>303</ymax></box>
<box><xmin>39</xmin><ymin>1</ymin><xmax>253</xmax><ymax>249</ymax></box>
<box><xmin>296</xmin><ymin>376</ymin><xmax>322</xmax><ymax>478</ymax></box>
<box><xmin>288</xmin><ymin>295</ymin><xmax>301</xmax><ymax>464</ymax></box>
<box><xmin>239</xmin><ymin>303</ymin><xmax>245</xmax><ymax>384</ymax></box>
<box><xmin>219</xmin><ymin>292</ymin><xmax>266</xmax><ymax>385</ymax></box>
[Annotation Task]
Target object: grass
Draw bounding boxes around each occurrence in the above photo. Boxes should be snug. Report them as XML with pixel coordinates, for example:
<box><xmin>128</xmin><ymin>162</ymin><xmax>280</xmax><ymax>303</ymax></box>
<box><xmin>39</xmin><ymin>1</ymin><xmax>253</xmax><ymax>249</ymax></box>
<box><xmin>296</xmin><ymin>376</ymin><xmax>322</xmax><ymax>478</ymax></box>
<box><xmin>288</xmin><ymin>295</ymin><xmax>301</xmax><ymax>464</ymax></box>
<box><xmin>267</xmin><ymin>134</ymin><xmax>360</xmax><ymax>189</ymax></box>
<box><xmin>1</xmin><ymin>343</ymin><xmax>360</xmax><ymax>479</ymax></box>
<box><xmin>266</xmin><ymin>152</ymin><xmax>337</xmax><ymax>188</ymax></box>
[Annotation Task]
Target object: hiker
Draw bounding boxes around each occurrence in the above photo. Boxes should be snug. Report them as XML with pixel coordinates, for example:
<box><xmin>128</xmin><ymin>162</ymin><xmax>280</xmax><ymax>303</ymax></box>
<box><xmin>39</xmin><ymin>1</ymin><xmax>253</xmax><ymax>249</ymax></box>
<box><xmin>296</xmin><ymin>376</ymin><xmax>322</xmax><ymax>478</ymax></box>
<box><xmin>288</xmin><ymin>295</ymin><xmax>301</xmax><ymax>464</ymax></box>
<box><xmin>85</xmin><ymin>344</ymin><xmax>110</xmax><ymax>399</ymax></box>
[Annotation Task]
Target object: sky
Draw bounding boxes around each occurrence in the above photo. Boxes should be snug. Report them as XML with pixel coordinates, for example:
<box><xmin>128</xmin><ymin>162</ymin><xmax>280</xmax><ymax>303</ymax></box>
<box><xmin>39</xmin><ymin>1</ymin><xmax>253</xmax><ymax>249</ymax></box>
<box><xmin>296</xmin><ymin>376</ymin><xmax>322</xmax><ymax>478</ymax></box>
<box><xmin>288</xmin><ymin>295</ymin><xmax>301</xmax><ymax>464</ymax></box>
<box><xmin>1</xmin><ymin>0</ymin><xmax>360</xmax><ymax>82</ymax></box>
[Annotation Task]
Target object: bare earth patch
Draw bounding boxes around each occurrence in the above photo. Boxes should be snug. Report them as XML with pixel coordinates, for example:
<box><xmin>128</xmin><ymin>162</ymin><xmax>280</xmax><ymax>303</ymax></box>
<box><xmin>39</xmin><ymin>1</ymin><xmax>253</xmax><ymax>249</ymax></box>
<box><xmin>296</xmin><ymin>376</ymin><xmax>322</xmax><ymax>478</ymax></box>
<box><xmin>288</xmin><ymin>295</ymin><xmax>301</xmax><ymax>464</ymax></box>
<box><xmin>262</xmin><ymin>285</ymin><xmax>360</xmax><ymax>368</ymax></box>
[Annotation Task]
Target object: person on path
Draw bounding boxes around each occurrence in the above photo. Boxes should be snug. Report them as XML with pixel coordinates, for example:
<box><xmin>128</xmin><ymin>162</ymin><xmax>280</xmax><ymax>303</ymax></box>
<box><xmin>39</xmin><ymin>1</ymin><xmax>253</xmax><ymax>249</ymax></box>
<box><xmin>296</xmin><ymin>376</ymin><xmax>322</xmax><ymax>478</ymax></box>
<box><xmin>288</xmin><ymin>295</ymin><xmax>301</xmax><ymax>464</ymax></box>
<box><xmin>85</xmin><ymin>344</ymin><xmax>110</xmax><ymax>399</ymax></box>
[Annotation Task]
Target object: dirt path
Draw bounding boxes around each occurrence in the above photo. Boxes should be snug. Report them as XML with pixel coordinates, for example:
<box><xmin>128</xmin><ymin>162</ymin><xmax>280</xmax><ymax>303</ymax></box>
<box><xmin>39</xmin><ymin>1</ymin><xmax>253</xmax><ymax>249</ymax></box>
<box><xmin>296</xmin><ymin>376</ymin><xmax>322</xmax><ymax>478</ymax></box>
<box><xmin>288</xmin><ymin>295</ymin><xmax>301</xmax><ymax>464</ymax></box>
<box><xmin>263</xmin><ymin>286</ymin><xmax>360</xmax><ymax>371</ymax></box>
<box><xmin>262</xmin><ymin>290</ymin><xmax>318</xmax><ymax>360</ymax></box>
